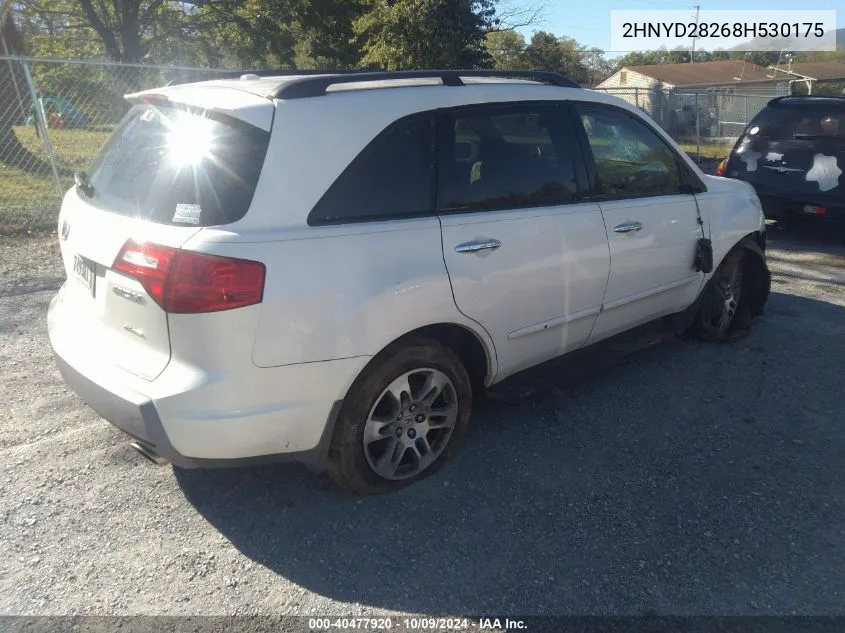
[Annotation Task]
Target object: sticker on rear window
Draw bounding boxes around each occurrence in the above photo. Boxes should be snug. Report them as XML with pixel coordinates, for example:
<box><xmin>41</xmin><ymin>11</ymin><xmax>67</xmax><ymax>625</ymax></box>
<box><xmin>806</xmin><ymin>154</ymin><xmax>842</xmax><ymax>192</ymax></box>
<box><xmin>173</xmin><ymin>203</ymin><xmax>201</xmax><ymax>225</ymax></box>
<box><xmin>765</xmin><ymin>152</ymin><xmax>784</xmax><ymax>162</ymax></box>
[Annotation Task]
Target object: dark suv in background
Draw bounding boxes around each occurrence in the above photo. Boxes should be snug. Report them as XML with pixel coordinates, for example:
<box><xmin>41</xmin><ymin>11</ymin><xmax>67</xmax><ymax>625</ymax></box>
<box><xmin>717</xmin><ymin>96</ymin><xmax>844</xmax><ymax>228</ymax></box>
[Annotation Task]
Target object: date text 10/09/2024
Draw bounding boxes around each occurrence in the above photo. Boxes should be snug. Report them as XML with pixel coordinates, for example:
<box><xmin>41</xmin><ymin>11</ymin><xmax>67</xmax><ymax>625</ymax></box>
<box><xmin>308</xmin><ymin>618</ymin><xmax>528</xmax><ymax>630</ymax></box>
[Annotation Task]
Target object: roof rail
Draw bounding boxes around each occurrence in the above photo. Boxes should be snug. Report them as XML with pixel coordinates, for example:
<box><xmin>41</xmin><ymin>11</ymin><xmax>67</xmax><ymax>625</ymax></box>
<box><xmin>271</xmin><ymin>70</ymin><xmax>581</xmax><ymax>99</ymax></box>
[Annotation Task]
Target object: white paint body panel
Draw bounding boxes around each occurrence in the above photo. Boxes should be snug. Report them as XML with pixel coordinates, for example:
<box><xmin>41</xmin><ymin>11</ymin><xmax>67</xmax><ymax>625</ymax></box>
<box><xmin>439</xmin><ymin>203</ymin><xmax>610</xmax><ymax>380</ymax></box>
<box><xmin>49</xmin><ymin>289</ymin><xmax>369</xmax><ymax>457</ymax></box>
<box><xmin>697</xmin><ymin>175</ymin><xmax>766</xmax><ymax>271</ymax></box>
<box><xmin>588</xmin><ymin>194</ymin><xmax>705</xmax><ymax>344</ymax></box>
<box><xmin>181</xmin><ymin>219</ymin><xmax>495</xmax><ymax>373</ymax></box>
<box><xmin>55</xmin><ymin>188</ymin><xmax>201</xmax><ymax>381</ymax></box>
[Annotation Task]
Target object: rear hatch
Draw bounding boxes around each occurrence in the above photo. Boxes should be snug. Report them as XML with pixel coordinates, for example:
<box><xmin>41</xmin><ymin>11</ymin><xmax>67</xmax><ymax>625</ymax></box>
<box><xmin>725</xmin><ymin>101</ymin><xmax>845</xmax><ymax>207</ymax></box>
<box><xmin>57</xmin><ymin>87</ymin><xmax>273</xmax><ymax>381</ymax></box>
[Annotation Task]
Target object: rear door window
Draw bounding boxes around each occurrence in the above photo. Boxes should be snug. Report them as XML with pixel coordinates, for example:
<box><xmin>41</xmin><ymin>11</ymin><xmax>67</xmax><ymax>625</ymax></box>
<box><xmin>88</xmin><ymin>104</ymin><xmax>270</xmax><ymax>226</ymax></box>
<box><xmin>436</xmin><ymin>102</ymin><xmax>580</xmax><ymax>211</ymax></box>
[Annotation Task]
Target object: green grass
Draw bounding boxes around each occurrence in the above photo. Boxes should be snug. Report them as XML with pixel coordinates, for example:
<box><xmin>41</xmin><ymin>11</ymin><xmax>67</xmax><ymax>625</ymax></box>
<box><xmin>678</xmin><ymin>140</ymin><xmax>733</xmax><ymax>162</ymax></box>
<box><xmin>15</xmin><ymin>125</ymin><xmax>113</xmax><ymax>171</ymax></box>
<box><xmin>0</xmin><ymin>125</ymin><xmax>112</xmax><ymax>233</ymax></box>
<box><xmin>0</xmin><ymin>166</ymin><xmax>64</xmax><ymax>233</ymax></box>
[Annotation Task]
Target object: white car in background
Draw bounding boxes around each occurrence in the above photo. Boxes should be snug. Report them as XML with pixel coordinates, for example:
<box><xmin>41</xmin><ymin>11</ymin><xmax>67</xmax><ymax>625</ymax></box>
<box><xmin>48</xmin><ymin>70</ymin><xmax>771</xmax><ymax>494</ymax></box>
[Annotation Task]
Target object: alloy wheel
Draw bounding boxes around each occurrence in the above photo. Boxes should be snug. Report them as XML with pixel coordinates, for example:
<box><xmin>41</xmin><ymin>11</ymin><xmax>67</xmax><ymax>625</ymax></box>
<box><xmin>362</xmin><ymin>368</ymin><xmax>458</xmax><ymax>480</ymax></box>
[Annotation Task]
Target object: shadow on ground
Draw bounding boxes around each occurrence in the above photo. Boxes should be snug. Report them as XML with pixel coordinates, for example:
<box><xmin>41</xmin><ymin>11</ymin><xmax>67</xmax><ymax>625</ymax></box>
<box><xmin>175</xmin><ymin>290</ymin><xmax>845</xmax><ymax>615</ymax></box>
<box><xmin>766</xmin><ymin>219</ymin><xmax>845</xmax><ymax>254</ymax></box>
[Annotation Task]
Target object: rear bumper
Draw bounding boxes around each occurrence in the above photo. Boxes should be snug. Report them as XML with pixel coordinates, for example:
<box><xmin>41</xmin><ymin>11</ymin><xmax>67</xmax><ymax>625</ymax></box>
<box><xmin>757</xmin><ymin>194</ymin><xmax>845</xmax><ymax>221</ymax></box>
<box><xmin>48</xmin><ymin>288</ymin><xmax>367</xmax><ymax>470</ymax></box>
<box><xmin>52</xmin><ymin>352</ymin><xmax>341</xmax><ymax>470</ymax></box>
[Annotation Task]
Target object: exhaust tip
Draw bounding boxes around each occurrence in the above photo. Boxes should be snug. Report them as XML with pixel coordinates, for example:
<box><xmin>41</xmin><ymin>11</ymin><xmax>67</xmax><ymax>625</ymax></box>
<box><xmin>129</xmin><ymin>441</ymin><xmax>168</xmax><ymax>466</ymax></box>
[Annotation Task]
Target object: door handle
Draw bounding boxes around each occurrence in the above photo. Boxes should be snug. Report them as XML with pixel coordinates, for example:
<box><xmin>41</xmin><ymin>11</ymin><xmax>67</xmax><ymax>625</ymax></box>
<box><xmin>455</xmin><ymin>238</ymin><xmax>502</xmax><ymax>253</ymax></box>
<box><xmin>613</xmin><ymin>221</ymin><xmax>644</xmax><ymax>233</ymax></box>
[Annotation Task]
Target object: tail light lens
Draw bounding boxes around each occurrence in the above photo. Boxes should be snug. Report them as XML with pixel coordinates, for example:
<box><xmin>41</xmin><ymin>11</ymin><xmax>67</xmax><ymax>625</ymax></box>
<box><xmin>715</xmin><ymin>158</ymin><xmax>728</xmax><ymax>177</ymax></box>
<box><xmin>113</xmin><ymin>240</ymin><xmax>265</xmax><ymax>313</ymax></box>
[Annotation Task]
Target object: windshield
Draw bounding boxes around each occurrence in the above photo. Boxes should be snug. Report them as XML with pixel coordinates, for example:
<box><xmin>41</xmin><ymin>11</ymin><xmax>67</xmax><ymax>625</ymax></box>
<box><xmin>87</xmin><ymin>103</ymin><xmax>270</xmax><ymax>226</ymax></box>
<box><xmin>741</xmin><ymin>106</ymin><xmax>845</xmax><ymax>143</ymax></box>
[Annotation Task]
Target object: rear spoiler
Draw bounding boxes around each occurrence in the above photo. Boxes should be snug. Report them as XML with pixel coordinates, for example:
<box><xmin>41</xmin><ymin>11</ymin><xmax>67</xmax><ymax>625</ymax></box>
<box><xmin>123</xmin><ymin>92</ymin><xmax>272</xmax><ymax>134</ymax></box>
<box><xmin>767</xmin><ymin>95</ymin><xmax>845</xmax><ymax>108</ymax></box>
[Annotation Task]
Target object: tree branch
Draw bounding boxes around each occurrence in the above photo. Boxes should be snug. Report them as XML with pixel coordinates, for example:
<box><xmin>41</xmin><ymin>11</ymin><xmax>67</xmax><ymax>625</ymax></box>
<box><xmin>77</xmin><ymin>0</ymin><xmax>121</xmax><ymax>58</ymax></box>
<box><xmin>138</xmin><ymin>0</ymin><xmax>166</xmax><ymax>29</ymax></box>
<box><xmin>487</xmin><ymin>0</ymin><xmax>546</xmax><ymax>33</ymax></box>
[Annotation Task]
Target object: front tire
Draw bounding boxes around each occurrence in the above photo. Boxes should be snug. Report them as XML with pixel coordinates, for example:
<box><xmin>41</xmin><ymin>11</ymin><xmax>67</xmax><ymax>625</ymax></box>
<box><xmin>691</xmin><ymin>249</ymin><xmax>748</xmax><ymax>342</ymax></box>
<box><xmin>327</xmin><ymin>338</ymin><xmax>472</xmax><ymax>494</ymax></box>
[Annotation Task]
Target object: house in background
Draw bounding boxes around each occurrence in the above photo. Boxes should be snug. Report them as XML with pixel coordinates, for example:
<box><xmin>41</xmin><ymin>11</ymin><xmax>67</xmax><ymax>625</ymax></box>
<box><xmin>771</xmin><ymin>61</ymin><xmax>845</xmax><ymax>95</ymax></box>
<box><xmin>594</xmin><ymin>60</ymin><xmax>794</xmax><ymax>138</ymax></box>
<box><xmin>596</xmin><ymin>60</ymin><xmax>794</xmax><ymax>95</ymax></box>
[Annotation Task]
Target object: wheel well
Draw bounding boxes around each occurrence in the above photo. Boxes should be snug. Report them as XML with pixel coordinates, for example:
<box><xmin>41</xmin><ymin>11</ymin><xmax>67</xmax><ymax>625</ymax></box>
<box><xmin>737</xmin><ymin>233</ymin><xmax>771</xmax><ymax>318</ymax></box>
<box><xmin>394</xmin><ymin>324</ymin><xmax>491</xmax><ymax>399</ymax></box>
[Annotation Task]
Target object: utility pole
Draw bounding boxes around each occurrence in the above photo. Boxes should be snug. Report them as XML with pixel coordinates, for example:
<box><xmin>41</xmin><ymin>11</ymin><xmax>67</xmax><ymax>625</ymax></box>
<box><xmin>690</xmin><ymin>5</ymin><xmax>700</xmax><ymax>63</ymax></box>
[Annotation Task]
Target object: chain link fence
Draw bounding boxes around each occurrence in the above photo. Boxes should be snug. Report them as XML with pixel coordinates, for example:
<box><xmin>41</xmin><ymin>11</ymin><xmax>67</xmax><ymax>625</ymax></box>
<box><xmin>0</xmin><ymin>57</ymin><xmax>780</xmax><ymax>234</ymax></box>
<box><xmin>0</xmin><ymin>56</ymin><xmax>242</xmax><ymax>233</ymax></box>
<box><xmin>593</xmin><ymin>86</ymin><xmax>774</xmax><ymax>167</ymax></box>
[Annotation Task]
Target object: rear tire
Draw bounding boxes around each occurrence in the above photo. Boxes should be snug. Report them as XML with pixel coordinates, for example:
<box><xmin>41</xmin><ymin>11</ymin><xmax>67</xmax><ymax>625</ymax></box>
<box><xmin>327</xmin><ymin>338</ymin><xmax>472</xmax><ymax>495</ymax></box>
<box><xmin>691</xmin><ymin>249</ymin><xmax>749</xmax><ymax>343</ymax></box>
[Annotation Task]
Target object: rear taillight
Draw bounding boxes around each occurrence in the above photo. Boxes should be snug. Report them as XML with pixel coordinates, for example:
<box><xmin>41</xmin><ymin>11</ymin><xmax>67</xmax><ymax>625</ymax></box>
<box><xmin>715</xmin><ymin>158</ymin><xmax>728</xmax><ymax>177</ymax></box>
<box><xmin>112</xmin><ymin>241</ymin><xmax>176</xmax><ymax>308</ymax></box>
<box><xmin>113</xmin><ymin>240</ymin><xmax>265</xmax><ymax>314</ymax></box>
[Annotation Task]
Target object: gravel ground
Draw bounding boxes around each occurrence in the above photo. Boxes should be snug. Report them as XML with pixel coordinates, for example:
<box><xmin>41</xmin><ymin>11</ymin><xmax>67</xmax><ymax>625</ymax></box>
<box><xmin>1</xmin><ymin>225</ymin><xmax>845</xmax><ymax>617</ymax></box>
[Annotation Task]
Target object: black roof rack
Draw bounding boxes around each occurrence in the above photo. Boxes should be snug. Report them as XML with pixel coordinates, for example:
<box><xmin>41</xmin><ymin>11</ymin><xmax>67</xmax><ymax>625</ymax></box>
<box><xmin>270</xmin><ymin>70</ymin><xmax>580</xmax><ymax>99</ymax></box>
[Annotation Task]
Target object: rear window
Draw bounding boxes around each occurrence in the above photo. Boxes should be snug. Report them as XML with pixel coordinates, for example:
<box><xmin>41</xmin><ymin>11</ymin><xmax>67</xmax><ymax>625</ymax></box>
<box><xmin>743</xmin><ymin>105</ymin><xmax>845</xmax><ymax>142</ymax></box>
<box><xmin>87</xmin><ymin>104</ymin><xmax>270</xmax><ymax>226</ymax></box>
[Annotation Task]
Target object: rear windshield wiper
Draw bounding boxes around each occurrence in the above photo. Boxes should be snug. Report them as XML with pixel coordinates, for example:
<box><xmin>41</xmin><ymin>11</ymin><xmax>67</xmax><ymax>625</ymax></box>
<box><xmin>74</xmin><ymin>171</ymin><xmax>95</xmax><ymax>198</ymax></box>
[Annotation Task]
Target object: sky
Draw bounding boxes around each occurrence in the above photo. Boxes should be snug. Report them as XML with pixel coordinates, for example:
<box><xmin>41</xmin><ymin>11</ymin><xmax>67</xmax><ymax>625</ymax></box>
<box><xmin>514</xmin><ymin>0</ymin><xmax>844</xmax><ymax>57</ymax></box>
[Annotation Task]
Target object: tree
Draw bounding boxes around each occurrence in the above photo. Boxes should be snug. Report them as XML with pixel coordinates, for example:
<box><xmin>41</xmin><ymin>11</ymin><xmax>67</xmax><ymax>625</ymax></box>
<box><xmin>74</xmin><ymin>0</ymin><xmax>186</xmax><ymax>62</ymax></box>
<box><xmin>0</xmin><ymin>10</ymin><xmax>50</xmax><ymax>170</ymax></box>
<box><xmin>162</xmin><ymin>0</ymin><xmax>365</xmax><ymax>69</ymax></box>
<box><xmin>193</xmin><ymin>0</ymin><xmax>302</xmax><ymax>68</ymax></box>
<box><xmin>520</xmin><ymin>31</ymin><xmax>592</xmax><ymax>84</ymax></box>
<box><xmin>354</xmin><ymin>0</ymin><xmax>498</xmax><ymax>70</ymax></box>
<box><xmin>522</xmin><ymin>31</ymin><xmax>562</xmax><ymax>70</ymax></box>
<box><xmin>14</xmin><ymin>0</ymin><xmax>102</xmax><ymax>59</ymax></box>
<box><xmin>295</xmin><ymin>0</ymin><xmax>366</xmax><ymax>68</ymax></box>
<box><xmin>13</xmin><ymin>0</ymin><xmax>200</xmax><ymax>64</ymax></box>
<box><xmin>580</xmin><ymin>47</ymin><xmax>613</xmax><ymax>87</ymax></box>
<box><xmin>483</xmin><ymin>28</ymin><xmax>527</xmax><ymax>69</ymax></box>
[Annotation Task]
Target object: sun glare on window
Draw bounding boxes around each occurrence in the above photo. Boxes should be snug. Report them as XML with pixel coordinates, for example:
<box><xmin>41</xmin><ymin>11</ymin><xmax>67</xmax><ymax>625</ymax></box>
<box><xmin>166</xmin><ymin>114</ymin><xmax>215</xmax><ymax>165</ymax></box>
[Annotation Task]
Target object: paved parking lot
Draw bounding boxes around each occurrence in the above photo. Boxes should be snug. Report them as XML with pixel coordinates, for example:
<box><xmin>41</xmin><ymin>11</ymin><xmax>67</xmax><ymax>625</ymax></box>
<box><xmin>1</xmin><ymin>225</ymin><xmax>845</xmax><ymax>617</ymax></box>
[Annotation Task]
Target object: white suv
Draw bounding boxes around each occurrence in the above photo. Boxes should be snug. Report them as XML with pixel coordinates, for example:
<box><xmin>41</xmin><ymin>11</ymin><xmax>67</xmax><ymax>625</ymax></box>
<box><xmin>48</xmin><ymin>70</ymin><xmax>771</xmax><ymax>493</ymax></box>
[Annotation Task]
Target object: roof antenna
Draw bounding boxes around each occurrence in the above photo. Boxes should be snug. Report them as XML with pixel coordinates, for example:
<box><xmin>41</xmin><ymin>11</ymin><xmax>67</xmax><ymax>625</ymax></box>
<box><xmin>766</xmin><ymin>52</ymin><xmax>792</xmax><ymax>79</ymax></box>
<box><xmin>768</xmin><ymin>49</ymin><xmax>784</xmax><ymax>78</ymax></box>
<box><xmin>733</xmin><ymin>51</ymin><xmax>749</xmax><ymax>81</ymax></box>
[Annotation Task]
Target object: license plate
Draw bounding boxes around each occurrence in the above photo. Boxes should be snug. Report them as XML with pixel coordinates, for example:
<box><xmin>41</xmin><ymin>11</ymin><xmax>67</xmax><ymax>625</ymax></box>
<box><xmin>73</xmin><ymin>254</ymin><xmax>96</xmax><ymax>296</ymax></box>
